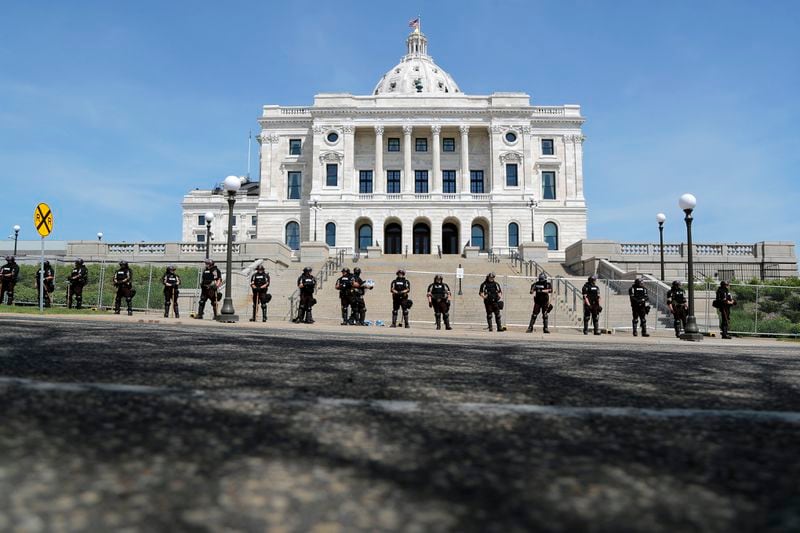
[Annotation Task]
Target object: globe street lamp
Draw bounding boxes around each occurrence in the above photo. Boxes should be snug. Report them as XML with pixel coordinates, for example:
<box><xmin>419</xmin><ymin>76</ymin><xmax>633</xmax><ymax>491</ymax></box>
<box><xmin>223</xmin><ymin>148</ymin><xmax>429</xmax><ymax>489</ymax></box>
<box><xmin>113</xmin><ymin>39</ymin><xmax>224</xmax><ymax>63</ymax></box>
<box><xmin>656</xmin><ymin>213</ymin><xmax>666</xmax><ymax>281</ymax></box>
<box><xmin>679</xmin><ymin>194</ymin><xmax>702</xmax><ymax>341</ymax></box>
<box><xmin>97</xmin><ymin>232</ymin><xmax>103</xmax><ymax>241</ymax></box>
<box><xmin>528</xmin><ymin>198</ymin><xmax>538</xmax><ymax>241</ymax></box>
<box><xmin>204</xmin><ymin>211</ymin><xmax>215</xmax><ymax>260</ymax></box>
<box><xmin>217</xmin><ymin>176</ymin><xmax>241</xmax><ymax>323</ymax></box>
<box><xmin>13</xmin><ymin>225</ymin><xmax>20</xmax><ymax>255</ymax></box>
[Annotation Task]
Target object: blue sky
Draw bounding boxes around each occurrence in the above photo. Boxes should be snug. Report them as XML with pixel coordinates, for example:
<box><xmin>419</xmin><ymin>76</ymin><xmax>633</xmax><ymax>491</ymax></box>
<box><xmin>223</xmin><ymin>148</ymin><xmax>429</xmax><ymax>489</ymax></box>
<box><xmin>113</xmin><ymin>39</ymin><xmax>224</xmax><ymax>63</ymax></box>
<box><xmin>1</xmin><ymin>1</ymin><xmax>798</xmax><ymax>246</ymax></box>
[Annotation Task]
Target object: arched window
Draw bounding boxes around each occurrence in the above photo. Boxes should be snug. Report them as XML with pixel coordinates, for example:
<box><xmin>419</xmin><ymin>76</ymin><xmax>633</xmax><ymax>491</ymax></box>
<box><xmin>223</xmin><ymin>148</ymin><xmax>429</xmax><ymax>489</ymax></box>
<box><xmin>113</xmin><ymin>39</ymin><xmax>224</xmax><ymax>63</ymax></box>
<box><xmin>358</xmin><ymin>224</ymin><xmax>372</xmax><ymax>251</ymax></box>
<box><xmin>508</xmin><ymin>222</ymin><xmax>519</xmax><ymax>248</ymax></box>
<box><xmin>471</xmin><ymin>224</ymin><xmax>486</xmax><ymax>251</ymax></box>
<box><xmin>325</xmin><ymin>222</ymin><xmax>336</xmax><ymax>247</ymax></box>
<box><xmin>544</xmin><ymin>222</ymin><xmax>558</xmax><ymax>251</ymax></box>
<box><xmin>285</xmin><ymin>221</ymin><xmax>300</xmax><ymax>250</ymax></box>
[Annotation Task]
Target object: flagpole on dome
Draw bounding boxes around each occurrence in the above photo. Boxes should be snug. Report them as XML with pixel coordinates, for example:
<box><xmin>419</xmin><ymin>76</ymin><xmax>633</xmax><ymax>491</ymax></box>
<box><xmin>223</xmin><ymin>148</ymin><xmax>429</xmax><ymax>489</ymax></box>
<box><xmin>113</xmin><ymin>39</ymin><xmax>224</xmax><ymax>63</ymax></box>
<box><xmin>417</xmin><ymin>14</ymin><xmax>421</xmax><ymax>33</ymax></box>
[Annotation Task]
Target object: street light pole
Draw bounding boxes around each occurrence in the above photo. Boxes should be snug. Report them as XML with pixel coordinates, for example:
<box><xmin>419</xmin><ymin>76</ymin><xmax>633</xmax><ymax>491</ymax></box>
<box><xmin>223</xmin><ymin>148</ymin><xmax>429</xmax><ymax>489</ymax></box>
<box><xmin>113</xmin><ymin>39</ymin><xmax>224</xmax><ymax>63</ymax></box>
<box><xmin>217</xmin><ymin>177</ymin><xmax>240</xmax><ymax>323</ymax></box>
<box><xmin>656</xmin><ymin>213</ymin><xmax>666</xmax><ymax>281</ymax></box>
<box><xmin>679</xmin><ymin>194</ymin><xmax>702</xmax><ymax>341</ymax></box>
<box><xmin>204</xmin><ymin>211</ymin><xmax>215</xmax><ymax>260</ymax></box>
<box><xmin>12</xmin><ymin>225</ymin><xmax>20</xmax><ymax>256</ymax></box>
<box><xmin>312</xmin><ymin>200</ymin><xmax>319</xmax><ymax>241</ymax></box>
<box><xmin>528</xmin><ymin>198</ymin><xmax>538</xmax><ymax>241</ymax></box>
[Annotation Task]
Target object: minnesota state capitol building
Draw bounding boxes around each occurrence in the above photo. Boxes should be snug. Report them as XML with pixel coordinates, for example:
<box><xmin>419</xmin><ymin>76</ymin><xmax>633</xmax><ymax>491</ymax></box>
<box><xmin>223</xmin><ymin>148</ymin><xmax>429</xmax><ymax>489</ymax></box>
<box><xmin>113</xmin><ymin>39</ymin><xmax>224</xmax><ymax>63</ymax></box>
<box><xmin>182</xmin><ymin>28</ymin><xmax>587</xmax><ymax>260</ymax></box>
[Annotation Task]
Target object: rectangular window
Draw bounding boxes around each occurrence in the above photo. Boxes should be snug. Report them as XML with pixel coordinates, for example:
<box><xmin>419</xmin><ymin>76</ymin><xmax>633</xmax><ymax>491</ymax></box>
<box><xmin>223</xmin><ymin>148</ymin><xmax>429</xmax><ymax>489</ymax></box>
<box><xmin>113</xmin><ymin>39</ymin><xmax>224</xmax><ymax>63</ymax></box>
<box><xmin>414</xmin><ymin>170</ymin><xmax>429</xmax><ymax>193</ymax></box>
<box><xmin>359</xmin><ymin>170</ymin><xmax>373</xmax><ymax>193</ymax></box>
<box><xmin>442</xmin><ymin>138</ymin><xmax>455</xmax><ymax>152</ymax></box>
<box><xmin>197</xmin><ymin>215</ymin><xmax>205</xmax><ymax>226</ymax></box>
<box><xmin>251</xmin><ymin>215</ymin><xmax>257</xmax><ymax>226</ymax></box>
<box><xmin>231</xmin><ymin>216</ymin><xmax>237</xmax><ymax>227</ymax></box>
<box><xmin>542</xmin><ymin>171</ymin><xmax>556</xmax><ymax>199</ymax></box>
<box><xmin>232</xmin><ymin>234</ymin><xmax>237</xmax><ymax>242</ymax></box>
<box><xmin>506</xmin><ymin>164</ymin><xmax>518</xmax><ymax>187</ymax></box>
<box><xmin>387</xmin><ymin>138</ymin><xmax>400</xmax><ymax>152</ymax></box>
<box><xmin>542</xmin><ymin>138</ymin><xmax>554</xmax><ymax>155</ymax></box>
<box><xmin>470</xmin><ymin>170</ymin><xmax>484</xmax><ymax>193</ymax></box>
<box><xmin>386</xmin><ymin>170</ymin><xmax>401</xmax><ymax>193</ymax></box>
<box><xmin>289</xmin><ymin>139</ymin><xmax>301</xmax><ymax>155</ymax></box>
<box><xmin>196</xmin><ymin>234</ymin><xmax>205</xmax><ymax>243</ymax></box>
<box><xmin>287</xmin><ymin>171</ymin><xmax>301</xmax><ymax>199</ymax></box>
<box><xmin>442</xmin><ymin>170</ymin><xmax>457</xmax><ymax>193</ymax></box>
<box><xmin>415</xmin><ymin>138</ymin><xmax>428</xmax><ymax>152</ymax></box>
<box><xmin>326</xmin><ymin>163</ymin><xmax>338</xmax><ymax>187</ymax></box>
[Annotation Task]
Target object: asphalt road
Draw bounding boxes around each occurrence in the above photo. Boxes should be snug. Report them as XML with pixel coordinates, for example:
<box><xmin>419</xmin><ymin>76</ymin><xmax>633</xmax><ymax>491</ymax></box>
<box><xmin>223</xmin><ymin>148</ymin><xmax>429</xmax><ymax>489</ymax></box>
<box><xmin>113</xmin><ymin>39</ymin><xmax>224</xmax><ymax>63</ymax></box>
<box><xmin>1</xmin><ymin>316</ymin><xmax>800</xmax><ymax>532</ymax></box>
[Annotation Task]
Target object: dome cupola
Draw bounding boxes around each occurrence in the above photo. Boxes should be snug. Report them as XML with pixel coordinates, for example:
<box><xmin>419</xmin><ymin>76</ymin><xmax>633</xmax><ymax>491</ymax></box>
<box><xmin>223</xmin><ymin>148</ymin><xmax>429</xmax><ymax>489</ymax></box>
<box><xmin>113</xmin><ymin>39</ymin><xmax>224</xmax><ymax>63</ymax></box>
<box><xmin>373</xmin><ymin>30</ymin><xmax>461</xmax><ymax>96</ymax></box>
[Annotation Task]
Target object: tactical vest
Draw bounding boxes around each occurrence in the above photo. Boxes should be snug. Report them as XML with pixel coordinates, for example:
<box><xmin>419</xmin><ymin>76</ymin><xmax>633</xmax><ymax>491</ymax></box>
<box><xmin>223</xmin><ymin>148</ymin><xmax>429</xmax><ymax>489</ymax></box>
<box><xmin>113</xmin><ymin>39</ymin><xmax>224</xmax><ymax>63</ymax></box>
<box><xmin>428</xmin><ymin>282</ymin><xmax>448</xmax><ymax>299</ymax></box>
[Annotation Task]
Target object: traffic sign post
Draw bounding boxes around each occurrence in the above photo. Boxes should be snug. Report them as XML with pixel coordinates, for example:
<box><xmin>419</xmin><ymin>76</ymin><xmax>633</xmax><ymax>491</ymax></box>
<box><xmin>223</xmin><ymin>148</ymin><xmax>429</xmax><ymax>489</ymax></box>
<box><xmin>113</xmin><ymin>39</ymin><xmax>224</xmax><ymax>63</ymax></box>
<box><xmin>33</xmin><ymin>203</ymin><xmax>53</xmax><ymax>312</ymax></box>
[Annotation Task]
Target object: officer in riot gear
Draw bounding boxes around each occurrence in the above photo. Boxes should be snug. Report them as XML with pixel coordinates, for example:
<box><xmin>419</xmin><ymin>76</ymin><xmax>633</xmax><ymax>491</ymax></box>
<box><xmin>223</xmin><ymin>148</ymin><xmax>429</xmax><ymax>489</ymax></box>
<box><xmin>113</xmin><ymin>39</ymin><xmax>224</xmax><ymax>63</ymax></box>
<box><xmin>666</xmin><ymin>280</ymin><xmax>688</xmax><ymax>338</ymax></box>
<box><xmin>249</xmin><ymin>263</ymin><xmax>270</xmax><ymax>322</ymax></box>
<box><xmin>294</xmin><ymin>266</ymin><xmax>317</xmax><ymax>324</ymax></box>
<box><xmin>628</xmin><ymin>277</ymin><xmax>650</xmax><ymax>337</ymax></box>
<box><xmin>195</xmin><ymin>258</ymin><xmax>222</xmax><ymax>319</ymax></box>
<box><xmin>527</xmin><ymin>273</ymin><xmax>553</xmax><ymax>333</ymax></box>
<box><xmin>335</xmin><ymin>267</ymin><xmax>354</xmax><ymax>325</ymax></box>
<box><xmin>427</xmin><ymin>274</ymin><xmax>452</xmax><ymax>330</ymax></box>
<box><xmin>0</xmin><ymin>256</ymin><xmax>20</xmax><ymax>305</ymax></box>
<box><xmin>67</xmin><ymin>258</ymin><xmax>89</xmax><ymax>309</ymax></box>
<box><xmin>36</xmin><ymin>260</ymin><xmax>55</xmax><ymax>307</ymax></box>
<box><xmin>162</xmin><ymin>265</ymin><xmax>181</xmax><ymax>318</ymax></box>
<box><xmin>350</xmin><ymin>266</ymin><xmax>372</xmax><ymax>325</ymax></box>
<box><xmin>714</xmin><ymin>280</ymin><xmax>736</xmax><ymax>339</ymax></box>
<box><xmin>479</xmin><ymin>272</ymin><xmax>505</xmax><ymax>332</ymax></box>
<box><xmin>390</xmin><ymin>269</ymin><xmax>411</xmax><ymax>328</ymax></box>
<box><xmin>113</xmin><ymin>260</ymin><xmax>135</xmax><ymax>315</ymax></box>
<box><xmin>582</xmin><ymin>275</ymin><xmax>602</xmax><ymax>335</ymax></box>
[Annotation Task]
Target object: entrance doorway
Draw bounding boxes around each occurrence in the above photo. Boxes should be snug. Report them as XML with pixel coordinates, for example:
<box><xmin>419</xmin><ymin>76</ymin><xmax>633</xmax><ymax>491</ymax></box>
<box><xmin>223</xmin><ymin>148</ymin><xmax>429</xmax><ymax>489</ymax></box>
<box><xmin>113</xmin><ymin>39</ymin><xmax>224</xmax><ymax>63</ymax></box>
<box><xmin>413</xmin><ymin>223</ymin><xmax>431</xmax><ymax>254</ymax></box>
<box><xmin>384</xmin><ymin>223</ymin><xmax>402</xmax><ymax>254</ymax></box>
<box><xmin>442</xmin><ymin>223</ymin><xmax>459</xmax><ymax>254</ymax></box>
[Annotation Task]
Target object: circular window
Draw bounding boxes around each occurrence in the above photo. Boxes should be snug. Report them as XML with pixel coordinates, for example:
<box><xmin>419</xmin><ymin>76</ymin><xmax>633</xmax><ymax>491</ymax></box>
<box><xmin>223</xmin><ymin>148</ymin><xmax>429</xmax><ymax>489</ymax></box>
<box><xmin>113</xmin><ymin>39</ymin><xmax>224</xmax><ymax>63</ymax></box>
<box><xmin>505</xmin><ymin>131</ymin><xmax>517</xmax><ymax>143</ymax></box>
<box><xmin>326</xmin><ymin>131</ymin><xmax>339</xmax><ymax>143</ymax></box>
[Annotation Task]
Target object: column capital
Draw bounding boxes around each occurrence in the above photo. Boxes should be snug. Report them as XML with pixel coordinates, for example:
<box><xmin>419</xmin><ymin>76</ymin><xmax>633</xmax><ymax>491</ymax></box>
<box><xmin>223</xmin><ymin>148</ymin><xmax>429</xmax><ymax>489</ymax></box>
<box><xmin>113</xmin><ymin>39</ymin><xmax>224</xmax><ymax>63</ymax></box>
<box><xmin>402</xmin><ymin>125</ymin><xmax>413</xmax><ymax>136</ymax></box>
<box><xmin>431</xmin><ymin>124</ymin><xmax>441</xmax><ymax>135</ymax></box>
<box><xmin>459</xmin><ymin>125</ymin><xmax>470</xmax><ymax>135</ymax></box>
<box><xmin>343</xmin><ymin>125</ymin><xmax>354</xmax><ymax>134</ymax></box>
<box><xmin>374</xmin><ymin>125</ymin><xmax>384</xmax><ymax>136</ymax></box>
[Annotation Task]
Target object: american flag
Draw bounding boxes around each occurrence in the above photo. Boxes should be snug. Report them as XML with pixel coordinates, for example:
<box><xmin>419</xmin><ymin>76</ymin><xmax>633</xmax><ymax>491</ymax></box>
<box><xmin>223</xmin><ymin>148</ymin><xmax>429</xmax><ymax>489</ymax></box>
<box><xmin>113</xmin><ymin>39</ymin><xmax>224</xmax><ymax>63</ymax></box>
<box><xmin>408</xmin><ymin>18</ymin><xmax>419</xmax><ymax>29</ymax></box>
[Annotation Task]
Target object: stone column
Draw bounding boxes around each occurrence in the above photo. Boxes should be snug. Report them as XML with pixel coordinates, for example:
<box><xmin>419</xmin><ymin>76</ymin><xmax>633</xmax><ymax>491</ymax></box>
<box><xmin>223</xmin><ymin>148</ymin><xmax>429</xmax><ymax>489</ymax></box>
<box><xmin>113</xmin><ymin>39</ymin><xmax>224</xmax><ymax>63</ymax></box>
<box><xmin>374</xmin><ymin>125</ymin><xmax>384</xmax><ymax>195</ymax></box>
<box><xmin>343</xmin><ymin>125</ymin><xmax>355</xmax><ymax>194</ymax></box>
<box><xmin>564</xmin><ymin>134</ymin><xmax>576</xmax><ymax>201</ymax></box>
<box><xmin>575</xmin><ymin>134</ymin><xmax>585</xmax><ymax>200</ymax></box>
<box><xmin>403</xmin><ymin>125</ymin><xmax>413</xmax><ymax>194</ymax></box>
<box><xmin>459</xmin><ymin>125</ymin><xmax>470</xmax><ymax>194</ymax></box>
<box><xmin>431</xmin><ymin>125</ymin><xmax>441</xmax><ymax>194</ymax></box>
<box><xmin>522</xmin><ymin>126</ymin><xmax>534</xmax><ymax>195</ymax></box>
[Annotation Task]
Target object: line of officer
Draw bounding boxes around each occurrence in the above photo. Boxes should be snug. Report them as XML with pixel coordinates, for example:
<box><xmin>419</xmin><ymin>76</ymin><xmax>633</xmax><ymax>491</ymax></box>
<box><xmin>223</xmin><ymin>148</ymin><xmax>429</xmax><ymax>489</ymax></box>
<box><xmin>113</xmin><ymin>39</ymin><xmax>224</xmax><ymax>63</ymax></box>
<box><xmin>390</xmin><ymin>269</ymin><xmax>411</xmax><ymax>328</ymax></box>
<box><xmin>0</xmin><ymin>256</ymin><xmax>20</xmax><ymax>305</ymax></box>
<box><xmin>112</xmin><ymin>261</ymin><xmax>135</xmax><ymax>316</ymax></box>
<box><xmin>162</xmin><ymin>265</ymin><xmax>181</xmax><ymax>318</ymax></box>
<box><xmin>350</xmin><ymin>267</ymin><xmax>372</xmax><ymax>325</ymax></box>
<box><xmin>67</xmin><ymin>259</ymin><xmax>88</xmax><ymax>309</ymax></box>
<box><xmin>666</xmin><ymin>280</ymin><xmax>687</xmax><ymax>338</ymax></box>
<box><xmin>527</xmin><ymin>273</ymin><xmax>553</xmax><ymax>333</ymax></box>
<box><xmin>293</xmin><ymin>266</ymin><xmax>316</xmax><ymax>323</ymax></box>
<box><xmin>479</xmin><ymin>272</ymin><xmax>505</xmax><ymax>332</ymax></box>
<box><xmin>426</xmin><ymin>274</ymin><xmax>452</xmax><ymax>330</ymax></box>
<box><xmin>582</xmin><ymin>275</ymin><xmax>602</xmax><ymax>335</ymax></box>
<box><xmin>628</xmin><ymin>277</ymin><xmax>650</xmax><ymax>337</ymax></box>
<box><xmin>249</xmin><ymin>264</ymin><xmax>271</xmax><ymax>322</ymax></box>
<box><xmin>335</xmin><ymin>267</ymin><xmax>354</xmax><ymax>325</ymax></box>
<box><xmin>714</xmin><ymin>280</ymin><xmax>736</xmax><ymax>339</ymax></box>
<box><xmin>195</xmin><ymin>258</ymin><xmax>222</xmax><ymax>319</ymax></box>
<box><xmin>36</xmin><ymin>260</ymin><xmax>55</xmax><ymax>307</ymax></box>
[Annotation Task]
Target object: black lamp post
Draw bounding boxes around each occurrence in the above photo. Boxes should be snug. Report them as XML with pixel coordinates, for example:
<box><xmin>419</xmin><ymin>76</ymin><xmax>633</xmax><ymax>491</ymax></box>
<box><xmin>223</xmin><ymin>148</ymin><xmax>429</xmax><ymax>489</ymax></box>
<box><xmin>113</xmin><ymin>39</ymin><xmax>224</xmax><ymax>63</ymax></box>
<box><xmin>312</xmin><ymin>200</ymin><xmax>319</xmax><ymax>241</ymax></box>
<box><xmin>679</xmin><ymin>193</ymin><xmax>702</xmax><ymax>341</ymax></box>
<box><xmin>204</xmin><ymin>211</ymin><xmax>214</xmax><ymax>260</ymax></box>
<box><xmin>656</xmin><ymin>213</ymin><xmax>666</xmax><ymax>281</ymax></box>
<box><xmin>217</xmin><ymin>176</ymin><xmax>241</xmax><ymax>323</ymax></box>
<box><xmin>12</xmin><ymin>225</ymin><xmax>20</xmax><ymax>255</ymax></box>
<box><xmin>528</xmin><ymin>198</ymin><xmax>538</xmax><ymax>241</ymax></box>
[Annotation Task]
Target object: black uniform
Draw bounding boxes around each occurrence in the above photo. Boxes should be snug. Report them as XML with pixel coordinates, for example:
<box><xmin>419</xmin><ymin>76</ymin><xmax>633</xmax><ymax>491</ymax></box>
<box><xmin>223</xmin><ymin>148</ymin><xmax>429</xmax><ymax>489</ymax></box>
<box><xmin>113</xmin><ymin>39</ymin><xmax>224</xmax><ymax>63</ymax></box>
<box><xmin>527</xmin><ymin>279</ymin><xmax>553</xmax><ymax>333</ymax></box>
<box><xmin>427</xmin><ymin>280</ymin><xmax>452</xmax><ymax>330</ymax></box>
<box><xmin>113</xmin><ymin>266</ymin><xmax>134</xmax><ymax>315</ymax></box>
<box><xmin>715</xmin><ymin>284</ymin><xmax>735</xmax><ymax>339</ymax></box>
<box><xmin>336</xmin><ymin>273</ymin><xmax>355</xmax><ymax>325</ymax></box>
<box><xmin>163</xmin><ymin>270</ymin><xmax>181</xmax><ymax>318</ymax></box>
<box><xmin>67</xmin><ymin>263</ymin><xmax>89</xmax><ymax>309</ymax></box>
<box><xmin>582</xmin><ymin>281</ymin><xmax>602</xmax><ymax>335</ymax></box>
<box><xmin>249</xmin><ymin>270</ymin><xmax>270</xmax><ymax>322</ymax></box>
<box><xmin>197</xmin><ymin>264</ymin><xmax>222</xmax><ymax>318</ymax></box>
<box><xmin>390</xmin><ymin>277</ymin><xmax>411</xmax><ymax>328</ymax></box>
<box><xmin>295</xmin><ymin>272</ymin><xmax>317</xmax><ymax>323</ymax></box>
<box><xmin>479</xmin><ymin>279</ymin><xmax>504</xmax><ymax>331</ymax></box>
<box><xmin>0</xmin><ymin>259</ymin><xmax>20</xmax><ymax>305</ymax></box>
<box><xmin>36</xmin><ymin>263</ymin><xmax>55</xmax><ymax>307</ymax></box>
<box><xmin>351</xmin><ymin>274</ymin><xmax>370</xmax><ymax>325</ymax></box>
<box><xmin>628</xmin><ymin>282</ymin><xmax>650</xmax><ymax>336</ymax></box>
<box><xmin>666</xmin><ymin>286</ymin><xmax>687</xmax><ymax>337</ymax></box>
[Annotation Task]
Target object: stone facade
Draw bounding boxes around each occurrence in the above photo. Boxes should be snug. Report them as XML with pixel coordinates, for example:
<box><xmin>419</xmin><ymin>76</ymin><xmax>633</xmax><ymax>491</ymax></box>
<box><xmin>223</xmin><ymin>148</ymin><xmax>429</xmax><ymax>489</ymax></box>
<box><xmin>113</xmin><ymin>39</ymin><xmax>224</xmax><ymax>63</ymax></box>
<box><xmin>182</xmin><ymin>29</ymin><xmax>587</xmax><ymax>260</ymax></box>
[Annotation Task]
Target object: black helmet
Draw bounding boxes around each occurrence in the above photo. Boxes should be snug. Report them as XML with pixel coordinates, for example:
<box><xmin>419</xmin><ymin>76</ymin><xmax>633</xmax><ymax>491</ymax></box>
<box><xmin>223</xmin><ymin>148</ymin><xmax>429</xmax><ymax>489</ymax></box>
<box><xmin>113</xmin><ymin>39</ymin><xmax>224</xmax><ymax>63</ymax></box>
<box><xmin>341</xmin><ymin>267</ymin><xmax>350</xmax><ymax>274</ymax></box>
<box><xmin>538</xmin><ymin>273</ymin><xmax>547</xmax><ymax>281</ymax></box>
<box><xmin>5</xmin><ymin>256</ymin><xmax>12</xmax><ymax>262</ymax></box>
<box><xmin>167</xmin><ymin>265</ymin><xmax>176</xmax><ymax>272</ymax></box>
<box><xmin>256</xmin><ymin>264</ymin><xmax>265</xmax><ymax>271</ymax></box>
<box><xmin>204</xmin><ymin>258</ymin><xmax>214</xmax><ymax>266</ymax></box>
<box><xmin>633</xmin><ymin>277</ymin><xmax>642</xmax><ymax>286</ymax></box>
<box><xmin>434</xmin><ymin>274</ymin><xmax>443</xmax><ymax>282</ymax></box>
<box><xmin>672</xmin><ymin>280</ymin><xmax>681</xmax><ymax>287</ymax></box>
<box><xmin>353</xmin><ymin>267</ymin><xmax>361</xmax><ymax>276</ymax></box>
<box><xmin>487</xmin><ymin>272</ymin><xmax>496</xmax><ymax>279</ymax></box>
<box><xmin>119</xmin><ymin>261</ymin><xmax>128</xmax><ymax>267</ymax></box>
<box><xmin>588</xmin><ymin>275</ymin><xmax>597</xmax><ymax>282</ymax></box>
<box><xmin>303</xmin><ymin>266</ymin><xmax>312</xmax><ymax>273</ymax></box>
<box><xmin>43</xmin><ymin>260</ymin><xmax>50</xmax><ymax>266</ymax></box>
<box><xmin>720</xmin><ymin>280</ymin><xmax>729</xmax><ymax>286</ymax></box>
<box><xmin>76</xmin><ymin>258</ymin><xmax>84</xmax><ymax>265</ymax></box>
<box><xmin>397</xmin><ymin>269</ymin><xmax>405</xmax><ymax>276</ymax></box>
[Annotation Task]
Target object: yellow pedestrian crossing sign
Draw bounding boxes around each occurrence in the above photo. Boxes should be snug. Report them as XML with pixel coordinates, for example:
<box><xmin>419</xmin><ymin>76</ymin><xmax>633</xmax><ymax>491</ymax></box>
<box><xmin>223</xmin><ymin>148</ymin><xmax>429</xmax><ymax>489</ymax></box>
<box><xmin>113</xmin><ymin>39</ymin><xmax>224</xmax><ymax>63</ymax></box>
<box><xmin>34</xmin><ymin>203</ymin><xmax>54</xmax><ymax>237</ymax></box>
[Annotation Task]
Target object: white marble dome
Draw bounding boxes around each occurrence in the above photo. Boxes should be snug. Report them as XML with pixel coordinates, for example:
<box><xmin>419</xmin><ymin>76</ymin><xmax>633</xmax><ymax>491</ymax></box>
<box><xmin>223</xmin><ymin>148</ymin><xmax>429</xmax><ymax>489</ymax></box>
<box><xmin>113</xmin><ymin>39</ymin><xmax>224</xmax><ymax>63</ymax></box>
<box><xmin>373</xmin><ymin>31</ymin><xmax>461</xmax><ymax>96</ymax></box>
